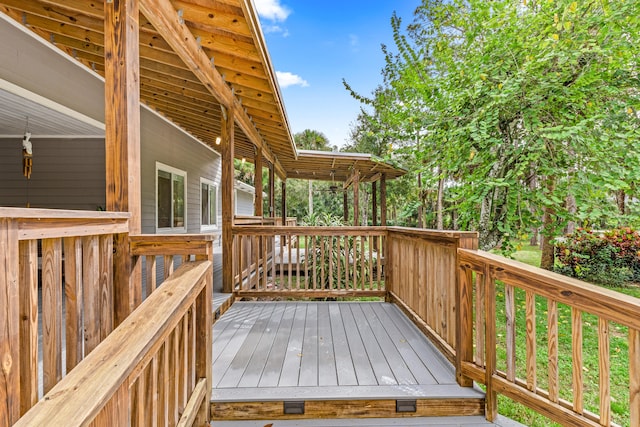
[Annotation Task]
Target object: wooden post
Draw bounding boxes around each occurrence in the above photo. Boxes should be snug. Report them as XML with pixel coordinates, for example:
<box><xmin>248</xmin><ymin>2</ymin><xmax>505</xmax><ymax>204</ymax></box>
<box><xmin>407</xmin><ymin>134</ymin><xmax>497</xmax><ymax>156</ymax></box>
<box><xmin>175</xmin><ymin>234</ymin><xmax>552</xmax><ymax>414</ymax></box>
<box><xmin>0</xmin><ymin>218</ymin><xmax>20</xmax><ymax>425</ymax></box>
<box><xmin>343</xmin><ymin>191</ymin><xmax>348</xmax><ymax>223</ymax></box>
<box><xmin>281</xmin><ymin>180</ymin><xmax>287</xmax><ymax>225</ymax></box>
<box><xmin>105</xmin><ymin>0</ymin><xmax>142</xmax><ymax>325</ymax></box>
<box><xmin>380</xmin><ymin>174</ymin><xmax>387</xmax><ymax>226</ymax></box>
<box><xmin>372</xmin><ymin>181</ymin><xmax>378</xmax><ymax>227</ymax></box>
<box><xmin>268</xmin><ymin>166</ymin><xmax>275</xmax><ymax>218</ymax></box>
<box><xmin>221</xmin><ymin>106</ymin><xmax>235</xmax><ymax>293</ymax></box>
<box><xmin>254</xmin><ymin>147</ymin><xmax>263</xmax><ymax>217</ymax></box>
<box><xmin>353</xmin><ymin>170</ymin><xmax>360</xmax><ymax>226</ymax></box>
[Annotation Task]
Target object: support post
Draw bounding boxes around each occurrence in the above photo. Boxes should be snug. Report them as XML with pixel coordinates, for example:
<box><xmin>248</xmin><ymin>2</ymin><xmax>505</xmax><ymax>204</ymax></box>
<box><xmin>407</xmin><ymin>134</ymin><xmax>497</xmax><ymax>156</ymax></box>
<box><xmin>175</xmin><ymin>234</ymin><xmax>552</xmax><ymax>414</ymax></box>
<box><xmin>105</xmin><ymin>0</ymin><xmax>142</xmax><ymax>324</ymax></box>
<box><xmin>268</xmin><ymin>166</ymin><xmax>275</xmax><ymax>218</ymax></box>
<box><xmin>353</xmin><ymin>170</ymin><xmax>360</xmax><ymax>226</ymax></box>
<box><xmin>343</xmin><ymin>191</ymin><xmax>348</xmax><ymax>223</ymax></box>
<box><xmin>380</xmin><ymin>174</ymin><xmax>387</xmax><ymax>226</ymax></box>
<box><xmin>221</xmin><ymin>106</ymin><xmax>235</xmax><ymax>293</ymax></box>
<box><xmin>254</xmin><ymin>147</ymin><xmax>263</xmax><ymax>217</ymax></box>
<box><xmin>281</xmin><ymin>180</ymin><xmax>287</xmax><ymax>225</ymax></box>
<box><xmin>372</xmin><ymin>181</ymin><xmax>378</xmax><ymax>227</ymax></box>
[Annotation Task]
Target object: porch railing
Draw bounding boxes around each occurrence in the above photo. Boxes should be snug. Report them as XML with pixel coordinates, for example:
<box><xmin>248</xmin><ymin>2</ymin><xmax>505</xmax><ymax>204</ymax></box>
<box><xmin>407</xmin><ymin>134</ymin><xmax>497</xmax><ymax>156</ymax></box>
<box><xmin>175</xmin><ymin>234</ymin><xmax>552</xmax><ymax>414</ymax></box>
<box><xmin>458</xmin><ymin>249</ymin><xmax>640</xmax><ymax>427</ymax></box>
<box><xmin>232</xmin><ymin>226</ymin><xmax>386</xmax><ymax>298</ymax></box>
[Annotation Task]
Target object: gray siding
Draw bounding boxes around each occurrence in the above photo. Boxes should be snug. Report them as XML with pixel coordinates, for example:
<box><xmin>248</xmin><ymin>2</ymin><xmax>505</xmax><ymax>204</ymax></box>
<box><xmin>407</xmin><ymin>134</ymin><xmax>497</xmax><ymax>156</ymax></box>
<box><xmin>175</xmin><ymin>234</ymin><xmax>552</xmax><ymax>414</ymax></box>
<box><xmin>140</xmin><ymin>107</ymin><xmax>222</xmax><ymax>235</ymax></box>
<box><xmin>0</xmin><ymin>137</ymin><xmax>106</xmax><ymax>210</ymax></box>
<box><xmin>236</xmin><ymin>189</ymin><xmax>255</xmax><ymax>216</ymax></box>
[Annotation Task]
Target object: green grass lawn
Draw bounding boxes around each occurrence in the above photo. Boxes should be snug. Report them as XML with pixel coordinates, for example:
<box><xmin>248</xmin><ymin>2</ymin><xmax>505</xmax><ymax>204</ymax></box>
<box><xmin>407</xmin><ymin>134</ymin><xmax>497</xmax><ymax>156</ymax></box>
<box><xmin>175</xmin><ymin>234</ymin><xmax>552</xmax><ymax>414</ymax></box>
<box><xmin>489</xmin><ymin>243</ymin><xmax>640</xmax><ymax>426</ymax></box>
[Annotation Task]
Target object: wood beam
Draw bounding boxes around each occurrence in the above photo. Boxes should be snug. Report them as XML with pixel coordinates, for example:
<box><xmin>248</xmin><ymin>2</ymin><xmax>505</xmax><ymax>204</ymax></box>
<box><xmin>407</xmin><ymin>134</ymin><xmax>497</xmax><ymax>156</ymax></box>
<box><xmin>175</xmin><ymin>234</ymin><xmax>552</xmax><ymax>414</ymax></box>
<box><xmin>281</xmin><ymin>180</ymin><xmax>287</xmax><ymax>225</ymax></box>
<box><xmin>381</xmin><ymin>174</ymin><xmax>387</xmax><ymax>226</ymax></box>
<box><xmin>254</xmin><ymin>147</ymin><xmax>263</xmax><ymax>217</ymax></box>
<box><xmin>343</xmin><ymin>191</ymin><xmax>348</xmax><ymax>223</ymax></box>
<box><xmin>138</xmin><ymin>0</ymin><xmax>287</xmax><ymax>179</ymax></box>
<box><xmin>268</xmin><ymin>166</ymin><xmax>275</xmax><ymax>217</ymax></box>
<box><xmin>372</xmin><ymin>181</ymin><xmax>378</xmax><ymax>227</ymax></box>
<box><xmin>104</xmin><ymin>0</ymin><xmax>142</xmax><ymax>324</ymax></box>
<box><xmin>221</xmin><ymin>106</ymin><xmax>235</xmax><ymax>293</ymax></box>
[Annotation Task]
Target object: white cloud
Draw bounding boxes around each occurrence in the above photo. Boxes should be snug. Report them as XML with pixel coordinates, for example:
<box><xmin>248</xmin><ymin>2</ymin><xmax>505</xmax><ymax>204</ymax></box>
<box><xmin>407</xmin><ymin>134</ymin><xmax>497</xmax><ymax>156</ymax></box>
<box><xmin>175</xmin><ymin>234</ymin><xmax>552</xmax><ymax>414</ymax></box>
<box><xmin>276</xmin><ymin>71</ymin><xmax>309</xmax><ymax>89</ymax></box>
<box><xmin>263</xmin><ymin>24</ymin><xmax>290</xmax><ymax>37</ymax></box>
<box><xmin>254</xmin><ymin>0</ymin><xmax>291</xmax><ymax>22</ymax></box>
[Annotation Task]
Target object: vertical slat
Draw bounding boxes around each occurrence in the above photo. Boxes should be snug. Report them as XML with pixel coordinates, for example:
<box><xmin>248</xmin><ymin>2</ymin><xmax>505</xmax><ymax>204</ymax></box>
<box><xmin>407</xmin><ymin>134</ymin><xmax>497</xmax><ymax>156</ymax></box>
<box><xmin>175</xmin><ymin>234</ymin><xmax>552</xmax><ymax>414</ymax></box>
<box><xmin>19</xmin><ymin>239</ymin><xmax>38</xmax><ymax>415</ymax></box>
<box><xmin>456</xmin><ymin>263</ymin><xmax>474</xmax><ymax>388</ymax></box>
<box><xmin>150</xmin><ymin>355</ymin><xmax>159</xmax><ymax>427</ymax></box>
<box><xmin>83</xmin><ymin>236</ymin><xmax>100</xmax><ymax>354</ymax></box>
<box><xmin>157</xmin><ymin>341</ymin><xmax>168</xmax><ymax>427</ymax></box>
<box><xmin>262</xmin><ymin>236</ymin><xmax>268</xmax><ymax>290</ymax></box>
<box><xmin>630</xmin><ymin>328</ymin><xmax>640</xmax><ymax>427</ymax></box>
<box><xmin>180</xmin><ymin>315</ymin><xmax>188</xmax><ymax>412</ymax></box>
<box><xmin>64</xmin><ymin>237</ymin><xmax>83</xmax><ymax>373</ymax></box>
<box><xmin>163</xmin><ymin>255</ymin><xmax>174</xmax><ymax>281</ymax></box>
<box><xmin>252</xmin><ymin>236</ymin><xmax>259</xmax><ymax>290</ymax></box>
<box><xmin>279</xmin><ymin>234</ymin><xmax>284</xmax><ymax>288</ymax></box>
<box><xmin>90</xmin><ymin>382</ymin><xmax>128</xmax><ymax>427</ymax></box>
<box><xmin>344</xmin><ymin>236</ymin><xmax>349</xmax><ymax>289</ymax></box>
<box><xmin>146</xmin><ymin>255</ymin><xmax>157</xmax><ymax>297</ymax></box>
<box><xmin>99</xmin><ymin>235</ymin><xmax>114</xmax><ymax>340</ymax></box>
<box><xmin>168</xmin><ymin>330</ymin><xmax>178</xmax><ymax>426</ymax></box>
<box><xmin>296</xmin><ymin>235</ymin><xmax>301</xmax><ymax>290</ymax></box>
<box><xmin>236</xmin><ymin>235</ymin><xmax>243</xmax><ymax>290</ymax></box>
<box><xmin>376</xmin><ymin>235</ymin><xmax>382</xmax><ymax>289</ymax></box>
<box><xmin>42</xmin><ymin>238</ymin><xmax>63</xmax><ymax>394</ymax></box>
<box><xmin>328</xmin><ymin>235</ymin><xmax>333</xmax><ymax>290</ymax></box>
<box><xmin>598</xmin><ymin>317</ymin><xmax>610</xmax><ymax>426</ymax></box>
<box><xmin>287</xmin><ymin>235</ymin><xmax>292</xmax><ymax>289</ymax></box>
<box><xmin>189</xmin><ymin>304</ymin><xmax>197</xmax><ymax>391</ymax></box>
<box><xmin>475</xmin><ymin>272</ymin><xmax>485</xmax><ymax>366</ymax></box>
<box><xmin>360</xmin><ymin>235</ymin><xmax>365</xmax><ymax>290</ymax></box>
<box><xmin>353</xmin><ymin>235</ymin><xmax>358</xmax><ymax>290</ymax></box>
<box><xmin>525</xmin><ymin>290</ymin><xmax>537</xmax><ymax>392</ymax></box>
<box><xmin>336</xmin><ymin>235</ymin><xmax>342</xmax><ymax>290</ymax></box>
<box><xmin>368</xmin><ymin>235</ymin><xmax>373</xmax><ymax>290</ymax></box>
<box><xmin>547</xmin><ymin>299</ymin><xmax>559</xmax><ymax>403</ymax></box>
<box><xmin>484</xmin><ymin>268</ymin><xmax>498</xmax><ymax>421</ymax></box>
<box><xmin>505</xmin><ymin>284</ymin><xmax>516</xmax><ymax>382</ymax></box>
<box><xmin>320</xmin><ymin>236</ymin><xmax>326</xmax><ymax>289</ymax></box>
<box><xmin>195</xmin><ymin>271</ymin><xmax>212</xmax><ymax>425</ymax></box>
<box><xmin>572</xmin><ymin>308</ymin><xmax>584</xmax><ymax>414</ymax></box>
<box><xmin>131</xmin><ymin>370</ymin><xmax>145</xmax><ymax>427</ymax></box>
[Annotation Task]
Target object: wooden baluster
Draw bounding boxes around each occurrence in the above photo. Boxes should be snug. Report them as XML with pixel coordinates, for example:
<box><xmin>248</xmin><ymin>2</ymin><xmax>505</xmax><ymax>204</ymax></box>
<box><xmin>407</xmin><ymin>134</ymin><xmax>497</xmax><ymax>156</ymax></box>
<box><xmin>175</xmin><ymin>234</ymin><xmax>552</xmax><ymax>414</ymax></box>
<box><xmin>368</xmin><ymin>235</ymin><xmax>373</xmax><ymax>291</ymax></box>
<box><xmin>131</xmin><ymin>369</ymin><xmax>145</xmax><ymax>426</ymax></box>
<box><xmin>547</xmin><ymin>300</ymin><xmax>559</xmax><ymax>403</ymax></box>
<box><xmin>147</xmin><ymin>359</ymin><xmax>158</xmax><ymax>427</ymax></box>
<box><xmin>360</xmin><ymin>235</ymin><xmax>365</xmax><ymax>291</ymax></box>
<box><xmin>169</xmin><ymin>329</ymin><xmax>179</xmax><ymax>425</ymax></box>
<box><xmin>279</xmin><ymin>234</ymin><xmax>284</xmax><ymax>289</ymax></box>
<box><xmin>320</xmin><ymin>236</ymin><xmax>326</xmax><ymax>290</ymax></box>
<box><xmin>475</xmin><ymin>273</ymin><xmax>485</xmax><ymax>367</ymax></box>
<box><xmin>83</xmin><ymin>236</ymin><xmax>100</xmax><ymax>354</ymax></box>
<box><xmin>328</xmin><ymin>235</ymin><xmax>334</xmax><ymax>290</ymax></box>
<box><xmin>353</xmin><ymin>236</ymin><xmax>359</xmax><ymax>291</ymax></box>
<box><xmin>19</xmin><ymin>239</ymin><xmax>38</xmax><ymax>415</ymax></box>
<box><xmin>336</xmin><ymin>235</ymin><xmax>342</xmax><ymax>290</ymax></box>
<box><xmin>376</xmin><ymin>235</ymin><xmax>382</xmax><ymax>289</ymax></box>
<box><xmin>484</xmin><ymin>267</ymin><xmax>497</xmax><ymax>421</ymax></box>
<box><xmin>164</xmin><ymin>255</ymin><xmax>174</xmax><ymax>281</ymax></box>
<box><xmin>525</xmin><ymin>290</ymin><xmax>537</xmax><ymax>392</ymax></box>
<box><xmin>599</xmin><ymin>317</ymin><xmax>610</xmax><ymax>426</ymax></box>
<box><xmin>63</xmin><ymin>237</ymin><xmax>82</xmax><ymax>374</ymax></box>
<box><xmin>252</xmin><ymin>236</ymin><xmax>259</xmax><ymax>290</ymax></box>
<box><xmin>157</xmin><ymin>340</ymin><xmax>169</xmax><ymax>426</ymax></box>
<box><xmin>262</xmin><ymin>236</ymin><xmax>268</xmax><ymax>290</ymax></box>
<box><xmin>287</xmin><ymin>234</ymin><xmax>292</xmax><ymax>289</ymax></box>
<box><xmin>296</xmin><ymin>235</ymin><xmax>301</xmax><ymax>290</ymax></box>
<box><xmin>572</xmin><ymin>308</ymin><xmax>584</xmax><ymax>414</ymax></box>
<box><xmin>42</xmin><ymin>238</ymin><xmax>63</xmax><ymax>394</ymax></box>
<box><xmin>630</xmin><ymin>328</ymin><xmax>640</xmax><ymax>427</ymax></box>
<box><xmin>146</xmin><ymin>255</ymin><xmax>157</xmax><ymax>298</ymax></box>
<box><xmin>505</xmin><ymin>284</ymin><xmax>516</xmax><ymax>382</ymax></box>
<box><xmin>99</xmin><ymin>235</ymin><xmax>114</xmax><ymax>341</ymax></box>
<box><xmin>456</xmin><ymin>263</ymin><xmax>474</xmax><ymax>388</ymax></box>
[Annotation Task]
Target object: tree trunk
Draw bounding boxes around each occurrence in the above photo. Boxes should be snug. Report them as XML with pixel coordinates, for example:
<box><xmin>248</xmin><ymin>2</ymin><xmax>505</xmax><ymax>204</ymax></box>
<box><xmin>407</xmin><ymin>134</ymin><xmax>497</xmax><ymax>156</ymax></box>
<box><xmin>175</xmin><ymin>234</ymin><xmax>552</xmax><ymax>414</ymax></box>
<box><xmin>436</xmin><ymin>176</ymin><xmax>444</xmax><ymax>230</ymax></box>
<box><xmin>540</xmin><ymin>178</ymin><xmax>556</xmax><ymax>270</ymax></box>
<box><xmin>529</xmin><ymin>228</ymin><xmax>538</xmax><ymax>246</ymax></box>
<box><xmin>308</xmin><ymin>180</ymin><xmax>313</xmax><ymax>216</ymax></box>
<box><xmin>616</xmin><ymin>190</ymin><xmax>626</xmax><ymax>215</ymax></box>
<box><xmin>565</xmin><ymin>193</ymin><xmax>577</xmax><ymax>234</ymax></box>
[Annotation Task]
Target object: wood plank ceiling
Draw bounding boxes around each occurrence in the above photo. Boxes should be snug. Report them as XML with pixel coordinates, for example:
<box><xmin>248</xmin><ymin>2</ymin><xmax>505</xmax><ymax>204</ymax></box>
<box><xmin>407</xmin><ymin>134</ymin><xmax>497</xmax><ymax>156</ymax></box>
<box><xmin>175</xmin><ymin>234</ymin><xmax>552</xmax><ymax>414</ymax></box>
<box><xmin>0</xmin><ymin>0</ymin><xmax>296</xmax><ymax>176</ymax></box>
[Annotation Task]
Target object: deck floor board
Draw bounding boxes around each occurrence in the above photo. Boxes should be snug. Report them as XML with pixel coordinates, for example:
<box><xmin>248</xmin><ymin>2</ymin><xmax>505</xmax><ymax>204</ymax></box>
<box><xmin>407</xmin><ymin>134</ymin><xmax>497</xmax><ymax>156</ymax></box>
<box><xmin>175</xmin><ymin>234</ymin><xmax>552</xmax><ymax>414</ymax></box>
<box><xmin>212</xmin><ymin>301</ymin><xmax>482</xmax><ymax>402</ymax></box>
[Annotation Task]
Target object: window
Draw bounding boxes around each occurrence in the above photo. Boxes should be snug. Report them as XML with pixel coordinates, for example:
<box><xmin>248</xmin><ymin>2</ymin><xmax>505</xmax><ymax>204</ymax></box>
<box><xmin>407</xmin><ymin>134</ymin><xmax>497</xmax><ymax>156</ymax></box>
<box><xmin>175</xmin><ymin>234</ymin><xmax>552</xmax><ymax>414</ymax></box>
<box><xmin>156</xmin><ymin>163</ymin><xmax>186</xmax><ymax>232</ymax></box>
<box><xmin>201</xmin><ymin>178</ymin><xmax>218</xmax><ymax>230</ymax></box>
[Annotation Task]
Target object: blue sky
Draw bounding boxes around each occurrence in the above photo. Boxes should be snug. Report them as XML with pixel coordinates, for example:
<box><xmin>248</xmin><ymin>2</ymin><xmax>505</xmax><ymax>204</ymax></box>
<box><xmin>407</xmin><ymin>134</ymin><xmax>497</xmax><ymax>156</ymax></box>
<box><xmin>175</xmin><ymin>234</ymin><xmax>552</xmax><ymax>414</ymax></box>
<box><xmin>254</xmin><ymin>0</ymin><xmax>419</xmax><ymax>148</ymax></box>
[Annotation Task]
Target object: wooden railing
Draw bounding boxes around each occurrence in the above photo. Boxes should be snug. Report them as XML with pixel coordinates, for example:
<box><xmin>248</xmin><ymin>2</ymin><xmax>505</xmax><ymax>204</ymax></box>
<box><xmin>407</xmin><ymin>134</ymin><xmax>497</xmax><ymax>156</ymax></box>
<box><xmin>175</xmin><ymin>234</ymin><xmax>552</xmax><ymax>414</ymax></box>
<box><xmin>232</xmin><ymin>226</ymin><xmax>386</xmax><ymax>298</ymax></box>
<box><xmin>458</xmin><ymin>249</ymin><xmax>640</xmax><ymax>427</ymax></box>
<box><xmin>14</xmin><ymin>259</ymin><xmax>213</xmax><ymax>426</ymax></box>
<box><xmin>385</xmin><ymin>227</ymin><xmax>478</xmax><ymax>364</ymax></box>
<box><xmin>0</xmin><ymin>208</ymin><xmax>130</xmax><ymax>425</ymax></box>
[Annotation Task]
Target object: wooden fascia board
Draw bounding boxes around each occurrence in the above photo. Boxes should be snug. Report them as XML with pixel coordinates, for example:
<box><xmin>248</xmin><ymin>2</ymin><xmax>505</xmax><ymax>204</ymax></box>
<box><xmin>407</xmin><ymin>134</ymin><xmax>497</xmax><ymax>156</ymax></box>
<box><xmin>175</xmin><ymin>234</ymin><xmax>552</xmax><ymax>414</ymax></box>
<box><xmin>139</xmin><ymin>0</ymin><xmax>286</xmax><ymax>178</ymax></box>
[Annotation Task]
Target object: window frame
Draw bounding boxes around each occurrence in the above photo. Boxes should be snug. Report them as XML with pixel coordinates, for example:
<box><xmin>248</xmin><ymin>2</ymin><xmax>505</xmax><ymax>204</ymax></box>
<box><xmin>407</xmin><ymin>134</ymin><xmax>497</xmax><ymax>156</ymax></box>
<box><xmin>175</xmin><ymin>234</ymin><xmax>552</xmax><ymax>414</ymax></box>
<box><xmin>200</xmin><ymin>177</ymin><xmax>218</xmax><ymax>232</ymax></box>
<box><xmin>155</xmin><ymin>162</ymin><xmax>187</xmax><ymax>233</ymax></box>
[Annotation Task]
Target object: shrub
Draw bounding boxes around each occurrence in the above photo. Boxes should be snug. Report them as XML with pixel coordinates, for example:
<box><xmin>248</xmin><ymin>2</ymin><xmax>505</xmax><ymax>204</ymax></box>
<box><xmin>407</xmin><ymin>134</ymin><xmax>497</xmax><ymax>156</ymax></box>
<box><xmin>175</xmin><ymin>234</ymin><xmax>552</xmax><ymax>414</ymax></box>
<box><xmin>554</xmin><ymin>228</ymin><xmax>640</xmax><ymax>287</ymax></box>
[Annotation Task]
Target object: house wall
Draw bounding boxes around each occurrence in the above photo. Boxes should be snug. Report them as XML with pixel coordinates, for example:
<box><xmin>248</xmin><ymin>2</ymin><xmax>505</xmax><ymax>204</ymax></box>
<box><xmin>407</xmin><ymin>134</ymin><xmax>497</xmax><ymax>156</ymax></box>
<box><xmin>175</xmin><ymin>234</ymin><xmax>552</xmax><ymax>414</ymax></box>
<box><xmin>235</xmin><ymin>189</ymin><xmax>255</xmax><ymax>216</ymax></box>
<box><xmin>0</xmin><ymin>137</ymin><xmax>106</xmax><ymax>210</ymax></box>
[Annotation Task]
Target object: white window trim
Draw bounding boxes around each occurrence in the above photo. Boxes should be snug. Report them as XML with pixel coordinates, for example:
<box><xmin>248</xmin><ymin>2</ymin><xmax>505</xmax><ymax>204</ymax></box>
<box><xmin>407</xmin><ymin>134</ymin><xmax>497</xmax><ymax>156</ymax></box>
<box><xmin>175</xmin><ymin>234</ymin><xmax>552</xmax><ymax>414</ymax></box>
<box><xmin>200</xmin><ymin>177</ymin><xmax>218</xmax><ymax>232</ymax></box>
<box><xmin>155</xmin><ymin>162</ymin><xmax>187</xmax><ymax>233</ymax></box>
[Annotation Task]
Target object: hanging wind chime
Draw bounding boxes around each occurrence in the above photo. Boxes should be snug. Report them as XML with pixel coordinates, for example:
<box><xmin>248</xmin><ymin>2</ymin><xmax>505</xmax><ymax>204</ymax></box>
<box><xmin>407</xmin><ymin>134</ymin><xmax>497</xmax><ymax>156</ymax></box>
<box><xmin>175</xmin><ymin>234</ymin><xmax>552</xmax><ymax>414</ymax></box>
<box><xmin>22</xmin><ymin>118</ymin><xmax>33</xmax><ymax>179</ymax></box>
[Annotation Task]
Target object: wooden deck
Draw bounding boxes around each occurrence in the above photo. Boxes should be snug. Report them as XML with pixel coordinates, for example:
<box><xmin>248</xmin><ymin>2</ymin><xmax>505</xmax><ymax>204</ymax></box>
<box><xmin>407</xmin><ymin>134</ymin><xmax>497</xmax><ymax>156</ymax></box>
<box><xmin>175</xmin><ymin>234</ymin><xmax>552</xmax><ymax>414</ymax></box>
<box><xmin>211</xmin><ymin>301</ymin><xmax>485</xmax><ymax>420</ymax></box>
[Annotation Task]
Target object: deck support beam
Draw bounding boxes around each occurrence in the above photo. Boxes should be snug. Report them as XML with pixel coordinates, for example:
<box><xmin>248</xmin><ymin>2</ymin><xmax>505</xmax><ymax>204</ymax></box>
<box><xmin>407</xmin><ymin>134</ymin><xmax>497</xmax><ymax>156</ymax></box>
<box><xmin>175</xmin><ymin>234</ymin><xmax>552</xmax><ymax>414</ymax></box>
<box><xmin>221</xmin><ymin>106</ymin><xmax>235</xmax><ymax>293</ymax></box>
<box><xmin>268</xmin><ymin>166</ymin><xmax>275</xmax><ymax>218</ymax></box>
<box><xmin>380</xmin><ymin>174</ymin><xmax>387</xmax><ymax>226</ymax></box>
<box><xmin>281</xmin><ymin>180</ymin><xmax>287</xmax><ymax>225</ymax></box>
<box><xmin>343</xmin><ymin>191</ymin><xmax>348</xmax><ymax>223</ymax></box>
<box><xmin>352</xmin><ymin>170</ymin><xmax>360</xmax><ymax>226</ymax></box>
<box><xmin>372</xmin><ymin>181</ymin><xmax>378</xmax><ymax>227</ymax></box>
<box><xmin>254</xmin><ymin>147</ymin><xmax>263</xmax><ymax>217</ymax></box>
<box><xmin>104</xmin><ymin>0</ymin><xmax>142</xmax><ymax>324</ymax></box>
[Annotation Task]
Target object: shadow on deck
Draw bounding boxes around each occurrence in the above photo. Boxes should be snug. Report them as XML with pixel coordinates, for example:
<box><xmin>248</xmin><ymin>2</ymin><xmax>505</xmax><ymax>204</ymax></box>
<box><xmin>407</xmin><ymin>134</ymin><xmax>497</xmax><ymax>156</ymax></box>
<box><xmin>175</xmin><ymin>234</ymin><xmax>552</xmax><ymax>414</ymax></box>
<box><xmin>210</xmin><ymin>301</ymin><xmax>486</xmax><ymax>422</ymax></box>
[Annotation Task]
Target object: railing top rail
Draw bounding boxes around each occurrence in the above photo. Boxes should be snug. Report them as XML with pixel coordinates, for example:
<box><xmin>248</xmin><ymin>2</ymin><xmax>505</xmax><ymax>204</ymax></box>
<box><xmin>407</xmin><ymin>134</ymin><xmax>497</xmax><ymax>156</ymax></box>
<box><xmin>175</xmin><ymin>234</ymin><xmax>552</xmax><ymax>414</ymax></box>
<box><xmin>129</xmin><ymin>234</ymin><xmax>215</xmax><ymax>256</ymax></box>
<box><xmin>14</xmin><ymin>260</ymin><xmax>211</xmax><ymax>426</ymax></box>
<box><xmin>387</xmin><ymin>226</ymin><xmax>479</xmax><ymax>240</ymax></box>
<box><xmin>232</xmin><ymin>225</ymin><xmax>388</xmax><ymax>235</ymax></box>
<box><xmin>0</xmin><ymin>207</ymin><xmax>130</xmax><ymax>220</ymax></box>
<box><xmin>459</xmin><ymin>248</ymin><xmax>640</xmax><ymax>330</ymax></box>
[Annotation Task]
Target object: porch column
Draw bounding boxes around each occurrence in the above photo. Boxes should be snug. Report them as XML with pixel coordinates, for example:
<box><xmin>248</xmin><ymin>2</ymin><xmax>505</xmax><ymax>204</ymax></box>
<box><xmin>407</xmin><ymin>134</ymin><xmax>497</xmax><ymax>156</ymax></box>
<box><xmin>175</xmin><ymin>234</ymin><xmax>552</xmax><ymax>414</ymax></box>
<box><xmin>254</xmin><ymin>147</ymin><xmax>263</xmax><ymax>217</ymax></box>
<box><xmin>268</xmin><ymin>165</ymin><xmax>275</xmax><ymax>217</ymax></box>
<box><xmin>281</xmin><ymin>180</ymin><xmax>287</xmax><ymax>225</ymax></box>
<box><xmin>221</xmin><ymin>106</ymin><xmax>235</xmax><ymax>293</ymax></box>
<box><xmin>105</xmin><ymin>0</ymin><xmax>142</xmax><ymax>324</ymax></box>
<box><xmin>353</xmin><ymin>170</ymin><xmax>360</xmax><ymax>226</ymax></box>
<box><xmin>343</xmin><ymin>191</ymin><xmax>348</xmax><ymax>223</ymax></box>
<box><xmin>380</xmin><ymin>173</ymin><xmax>387</xmax><ymax>226</ymax></box>
<box><xmin>372</xmin><ymin>181</ymin><xmax>378</xmax><ymax>226</ymax></box>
